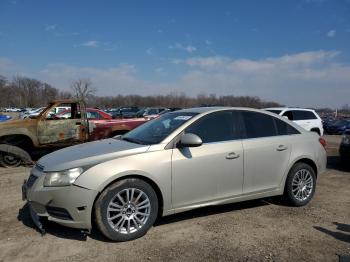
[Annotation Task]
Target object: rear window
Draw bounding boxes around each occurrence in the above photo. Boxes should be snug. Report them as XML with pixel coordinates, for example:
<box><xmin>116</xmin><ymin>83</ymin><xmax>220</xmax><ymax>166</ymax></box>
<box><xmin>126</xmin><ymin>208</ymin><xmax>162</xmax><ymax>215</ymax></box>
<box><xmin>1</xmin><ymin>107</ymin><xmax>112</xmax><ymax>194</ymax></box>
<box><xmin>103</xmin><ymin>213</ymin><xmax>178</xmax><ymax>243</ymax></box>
<box><xmin>292</xmin><ymin>110</ymin><xmax>317</xmax><ymax>120</ymax></box>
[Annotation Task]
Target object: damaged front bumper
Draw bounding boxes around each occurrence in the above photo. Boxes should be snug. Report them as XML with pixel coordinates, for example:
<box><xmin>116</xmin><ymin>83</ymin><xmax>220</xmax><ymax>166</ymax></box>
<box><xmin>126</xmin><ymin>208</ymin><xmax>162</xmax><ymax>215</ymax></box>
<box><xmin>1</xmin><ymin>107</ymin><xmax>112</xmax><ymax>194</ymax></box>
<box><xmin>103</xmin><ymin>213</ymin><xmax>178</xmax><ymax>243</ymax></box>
<box><xmin>22</xmin><ymin>169</ymin><xmax>98</xmax><ymax>234</ymax></box>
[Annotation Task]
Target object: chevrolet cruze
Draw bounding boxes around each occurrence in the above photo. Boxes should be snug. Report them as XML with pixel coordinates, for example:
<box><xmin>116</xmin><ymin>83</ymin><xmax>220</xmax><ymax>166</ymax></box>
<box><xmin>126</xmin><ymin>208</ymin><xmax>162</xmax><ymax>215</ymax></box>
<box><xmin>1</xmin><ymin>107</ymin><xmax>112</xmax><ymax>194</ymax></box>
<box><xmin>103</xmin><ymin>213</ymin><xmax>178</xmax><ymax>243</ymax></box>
<box><xmin>22</xmin><ymin>107</ymin><xmax>327</xmax><ymax>241</ymax></box>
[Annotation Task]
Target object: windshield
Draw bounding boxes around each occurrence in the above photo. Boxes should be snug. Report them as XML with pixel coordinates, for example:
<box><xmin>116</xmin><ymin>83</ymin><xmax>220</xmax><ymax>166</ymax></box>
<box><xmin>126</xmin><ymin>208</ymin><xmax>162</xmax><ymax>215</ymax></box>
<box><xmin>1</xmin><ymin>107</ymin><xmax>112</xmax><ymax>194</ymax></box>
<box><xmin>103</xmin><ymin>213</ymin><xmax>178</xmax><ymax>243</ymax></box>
<box><xmin>121</xmin><ymin>112</ymin><xmax>198</xmax><ymax>145</ymax></box>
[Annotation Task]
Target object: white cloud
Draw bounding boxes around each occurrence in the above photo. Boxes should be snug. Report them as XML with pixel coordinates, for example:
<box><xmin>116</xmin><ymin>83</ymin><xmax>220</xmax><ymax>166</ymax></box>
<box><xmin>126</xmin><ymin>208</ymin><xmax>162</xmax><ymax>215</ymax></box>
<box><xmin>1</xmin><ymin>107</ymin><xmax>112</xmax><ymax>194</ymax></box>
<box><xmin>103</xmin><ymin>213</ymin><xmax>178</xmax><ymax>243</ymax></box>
<box><xmin>169</xmin><ymin>43</ymin><xmax>197</xmax><ymax>53</ymax></box>
<box><xmin>80</xmin><ymin>40</ymin><xmax>99</xmax><ymax>48</ymax></box>
<box><xmin>45</xmin><ymin>24</ymin><xmax>57</xmax><ymax>31</ymax></box>
<box><xmin>155</xmin><ymin>67</ymin><xmax>164</xmax><ymax>73</ymax></box>
<box><xmin>327</xmin><ymin>29</ymin><xmax>336</xmax><ymax>38</ymax></box>
<box><xmin>1</xmin><ymin>50</ymin><xmax>350</xmax><ymax>108</ymax></box>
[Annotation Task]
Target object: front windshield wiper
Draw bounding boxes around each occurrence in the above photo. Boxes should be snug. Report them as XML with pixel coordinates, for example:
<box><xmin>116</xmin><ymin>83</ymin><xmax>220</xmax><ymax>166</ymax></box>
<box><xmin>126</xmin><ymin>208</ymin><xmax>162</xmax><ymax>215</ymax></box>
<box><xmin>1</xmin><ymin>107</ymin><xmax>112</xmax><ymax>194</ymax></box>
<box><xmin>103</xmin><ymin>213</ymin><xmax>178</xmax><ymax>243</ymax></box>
<box><xmin>121</xmin><ymin>137</ymin><xmax>145</xmax><ymax>145</ymax></box>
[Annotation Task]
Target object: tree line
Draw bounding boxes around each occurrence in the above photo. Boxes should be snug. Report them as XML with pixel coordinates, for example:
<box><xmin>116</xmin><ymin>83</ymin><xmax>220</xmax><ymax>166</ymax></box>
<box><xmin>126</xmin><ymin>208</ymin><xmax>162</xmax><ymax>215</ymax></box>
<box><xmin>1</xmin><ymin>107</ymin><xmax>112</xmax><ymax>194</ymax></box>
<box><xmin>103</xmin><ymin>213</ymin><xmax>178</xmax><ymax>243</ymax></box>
<box><xmin>0</xmin><ymin>75</ymin><xmax>282</xmax><ymax>109</ymax></box>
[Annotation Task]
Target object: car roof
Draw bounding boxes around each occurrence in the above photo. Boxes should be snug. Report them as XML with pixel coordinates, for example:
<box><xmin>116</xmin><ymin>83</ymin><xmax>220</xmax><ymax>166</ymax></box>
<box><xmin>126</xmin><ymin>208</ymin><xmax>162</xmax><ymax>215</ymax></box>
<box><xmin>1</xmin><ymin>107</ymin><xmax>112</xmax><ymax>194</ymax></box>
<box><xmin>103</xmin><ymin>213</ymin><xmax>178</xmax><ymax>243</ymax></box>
<box><xmin>174</xmin><ymin>106</ymin><xmax>270</xmax><ymax>114</ymax></box>
<box><xmin>264</xmin><ymin>107</ymin><xmax>315</xmax><ymax>111</ymax></box>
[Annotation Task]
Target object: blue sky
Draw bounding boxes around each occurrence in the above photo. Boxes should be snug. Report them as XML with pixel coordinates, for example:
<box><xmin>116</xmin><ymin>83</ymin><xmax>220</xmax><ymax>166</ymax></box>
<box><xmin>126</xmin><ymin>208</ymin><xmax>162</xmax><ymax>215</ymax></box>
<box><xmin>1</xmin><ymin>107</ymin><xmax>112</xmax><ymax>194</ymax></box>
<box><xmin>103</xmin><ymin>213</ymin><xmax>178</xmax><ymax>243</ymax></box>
<box><xmin>1</xmin><ymin>0</ymin><xmax>350</xmax><ymax>107</ymax></box>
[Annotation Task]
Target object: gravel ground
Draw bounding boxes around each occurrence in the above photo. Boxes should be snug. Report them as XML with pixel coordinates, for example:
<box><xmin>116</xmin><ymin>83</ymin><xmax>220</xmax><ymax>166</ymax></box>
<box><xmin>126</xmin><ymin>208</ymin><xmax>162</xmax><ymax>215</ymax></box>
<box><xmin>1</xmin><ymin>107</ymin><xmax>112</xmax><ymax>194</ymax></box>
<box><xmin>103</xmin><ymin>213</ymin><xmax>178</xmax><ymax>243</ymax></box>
<box><xmin>0</xmin><ymin>135</ymin><xmax>349</xmax><ymax>262</ymax></box>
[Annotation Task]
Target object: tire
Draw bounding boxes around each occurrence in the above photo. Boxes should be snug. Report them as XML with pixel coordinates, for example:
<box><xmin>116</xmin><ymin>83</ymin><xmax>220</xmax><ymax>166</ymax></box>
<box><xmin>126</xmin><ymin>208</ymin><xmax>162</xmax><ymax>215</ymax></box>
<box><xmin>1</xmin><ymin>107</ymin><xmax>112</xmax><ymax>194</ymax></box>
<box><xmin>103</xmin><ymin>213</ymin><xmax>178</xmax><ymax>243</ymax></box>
<box><xmin>284</xmin><ymin>163</ymin><xmax>316</xmax><ymax>206</ymax></box>
<box><xmin>0</xmin><ymin>153</ymin><xmax>22</xmax><ymax>168</ymax></box>
<box><xmin>94</xmin><ymin>178</ymin><xmax>158</xmax><ymax>241</ymax></box>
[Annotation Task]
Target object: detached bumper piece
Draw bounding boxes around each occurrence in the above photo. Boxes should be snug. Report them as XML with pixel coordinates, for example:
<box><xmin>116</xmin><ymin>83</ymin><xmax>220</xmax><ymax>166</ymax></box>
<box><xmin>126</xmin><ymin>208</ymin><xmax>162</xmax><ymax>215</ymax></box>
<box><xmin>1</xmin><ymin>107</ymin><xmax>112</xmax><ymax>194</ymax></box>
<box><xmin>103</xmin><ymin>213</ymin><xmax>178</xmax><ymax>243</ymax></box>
<box><xmin>29</xmin><ymin>204</ymin><xmax>46</xmax><ymax>236</ymax></box>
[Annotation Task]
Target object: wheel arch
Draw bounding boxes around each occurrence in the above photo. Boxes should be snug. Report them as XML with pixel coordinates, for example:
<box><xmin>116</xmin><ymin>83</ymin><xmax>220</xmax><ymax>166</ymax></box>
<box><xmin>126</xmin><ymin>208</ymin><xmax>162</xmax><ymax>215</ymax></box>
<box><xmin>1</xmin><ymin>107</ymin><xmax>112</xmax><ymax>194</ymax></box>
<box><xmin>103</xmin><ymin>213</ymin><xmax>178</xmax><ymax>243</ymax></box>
<box><xmin>310</xmin><ymin>128</ymin><xmax>321</xmax><ymax>136</ymax></box>
<box><xmin>0</xmin><ymin>134</ymin><xmax>35</xmax><ymax>151</ymax></box>
<box><xmin>293</xmin><ymin>158</ymin><xmax>318</xmax><ymax>178</ymax></box>
<box><xmin>91</xmin><ymin>174</ymin><xmax>165</xmax><ymax>225</ymax></box>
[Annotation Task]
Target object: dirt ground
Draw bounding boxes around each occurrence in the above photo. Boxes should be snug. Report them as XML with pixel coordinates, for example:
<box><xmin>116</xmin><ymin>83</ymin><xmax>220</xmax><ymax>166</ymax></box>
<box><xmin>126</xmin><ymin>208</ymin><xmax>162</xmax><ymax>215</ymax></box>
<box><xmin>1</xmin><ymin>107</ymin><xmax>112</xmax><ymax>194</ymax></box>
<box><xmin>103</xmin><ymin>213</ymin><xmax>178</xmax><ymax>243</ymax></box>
<box><xmin>0</xmin><ymin>135</ymin><xmax>349</xmax><ymax>262</ymax></box>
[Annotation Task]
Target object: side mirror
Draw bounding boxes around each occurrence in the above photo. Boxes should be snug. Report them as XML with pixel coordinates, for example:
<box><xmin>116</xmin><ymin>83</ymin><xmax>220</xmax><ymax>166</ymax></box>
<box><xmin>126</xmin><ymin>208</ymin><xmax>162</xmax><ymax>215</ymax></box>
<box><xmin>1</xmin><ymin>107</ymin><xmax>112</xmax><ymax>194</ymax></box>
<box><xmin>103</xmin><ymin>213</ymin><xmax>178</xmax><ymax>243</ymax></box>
<box><xmin>178</xmin><ymin>133</ymin><xmax>203</xmax><ymax>148</ymax></box>
<box><xmin>283</xmin><ymin>115</ymin><xmax>289</xmax><ymax>120</ymax></box>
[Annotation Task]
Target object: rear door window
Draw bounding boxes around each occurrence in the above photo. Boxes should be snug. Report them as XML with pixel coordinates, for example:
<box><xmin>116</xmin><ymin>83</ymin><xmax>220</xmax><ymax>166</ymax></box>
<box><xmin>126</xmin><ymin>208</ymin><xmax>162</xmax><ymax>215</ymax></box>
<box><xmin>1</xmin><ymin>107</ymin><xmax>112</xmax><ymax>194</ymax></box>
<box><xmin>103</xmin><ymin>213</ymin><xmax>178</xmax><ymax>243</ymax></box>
<box><xmin>274</xmin><ymin>118</ymin><xmax>300</xmax><ymax>135</ymax></box>
<box><xmin>241</xmin><ymin>111</ymin><xmax>277</xmax><ymax>138</ymax></box>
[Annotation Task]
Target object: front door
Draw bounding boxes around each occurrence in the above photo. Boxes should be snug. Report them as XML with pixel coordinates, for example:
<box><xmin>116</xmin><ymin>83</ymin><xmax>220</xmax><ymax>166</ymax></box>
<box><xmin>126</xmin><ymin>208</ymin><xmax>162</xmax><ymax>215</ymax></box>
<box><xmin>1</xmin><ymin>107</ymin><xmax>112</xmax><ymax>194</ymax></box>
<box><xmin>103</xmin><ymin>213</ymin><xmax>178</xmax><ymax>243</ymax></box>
<box><xmin>172</xmin><ymin>111</ymin><xmax>244</xmax><ymax>209</ymax></box>
<box><xmin>37</xmin><ymin>102</ymin><xmax>88</xmax><ymax>145</ymax></box>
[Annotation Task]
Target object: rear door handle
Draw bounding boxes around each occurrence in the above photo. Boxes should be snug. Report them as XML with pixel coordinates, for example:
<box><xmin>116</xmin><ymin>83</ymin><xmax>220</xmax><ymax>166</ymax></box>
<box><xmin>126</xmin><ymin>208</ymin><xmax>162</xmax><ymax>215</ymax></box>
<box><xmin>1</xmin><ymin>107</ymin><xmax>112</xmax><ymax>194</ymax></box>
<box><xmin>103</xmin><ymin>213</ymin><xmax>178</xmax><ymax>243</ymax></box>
<box><xmin>277</xmin><ymin>145</ymin><xmax>288</xmax><ymax>151</ymax></box>
<box><xmin>226</xmin><ymin>152</ymin><xmax>240</xmax><ymax>159</ymax></box>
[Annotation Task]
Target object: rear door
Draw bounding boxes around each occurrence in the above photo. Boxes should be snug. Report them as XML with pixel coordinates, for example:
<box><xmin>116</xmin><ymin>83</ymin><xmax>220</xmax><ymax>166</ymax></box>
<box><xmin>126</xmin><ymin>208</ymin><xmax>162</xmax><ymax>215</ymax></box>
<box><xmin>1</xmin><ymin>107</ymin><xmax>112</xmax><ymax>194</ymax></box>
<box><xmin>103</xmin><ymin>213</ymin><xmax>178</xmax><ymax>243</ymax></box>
<box><xmin>171</xmin><ymin>111</ymin><xmax>244</xmax><ymax>209</ymax></box>
<box><xmin>240</xmin><ymin>111</ymin><xmax>296</xmax><ymax>193</ymax></box>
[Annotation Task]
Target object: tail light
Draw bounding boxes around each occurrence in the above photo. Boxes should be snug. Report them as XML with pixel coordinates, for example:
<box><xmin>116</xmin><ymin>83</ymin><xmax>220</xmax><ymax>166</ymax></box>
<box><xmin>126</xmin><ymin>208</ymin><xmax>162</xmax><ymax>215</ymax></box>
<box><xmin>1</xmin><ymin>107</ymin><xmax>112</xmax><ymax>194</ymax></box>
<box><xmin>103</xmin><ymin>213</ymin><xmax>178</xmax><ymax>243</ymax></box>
<box><xmin>319</xmin><ymin>137</ymin><xmax>326</xmax><ymax>148</ymax></box>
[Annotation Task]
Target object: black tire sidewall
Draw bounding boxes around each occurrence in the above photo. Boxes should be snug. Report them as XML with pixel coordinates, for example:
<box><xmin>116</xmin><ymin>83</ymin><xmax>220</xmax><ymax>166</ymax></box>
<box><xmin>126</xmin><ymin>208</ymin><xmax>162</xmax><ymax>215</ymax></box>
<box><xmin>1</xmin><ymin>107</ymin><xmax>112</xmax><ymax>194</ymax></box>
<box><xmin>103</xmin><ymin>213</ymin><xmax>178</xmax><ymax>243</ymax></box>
<box><xmin>95</xmin><ymin>178</ymin><xmax>158</xmax><ymax>241</ymax></box>
<box><xmin>285</xmin><ymin>163</ymin><xmax>316</xmax><ymax>206</ymax></box>
<box><xmin>0</xmin><ymin>153</ymin><xmax>22</xmax><ymax>168</ymax></box>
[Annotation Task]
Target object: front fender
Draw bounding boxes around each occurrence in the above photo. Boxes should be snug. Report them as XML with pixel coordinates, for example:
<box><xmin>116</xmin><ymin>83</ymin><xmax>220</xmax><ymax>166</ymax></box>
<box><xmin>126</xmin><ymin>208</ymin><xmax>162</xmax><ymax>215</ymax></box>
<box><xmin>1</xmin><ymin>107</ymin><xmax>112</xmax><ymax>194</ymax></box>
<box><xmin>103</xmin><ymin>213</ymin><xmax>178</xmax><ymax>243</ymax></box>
<box><xmin>74</xmin><ymin>149</ymin><xmax>173</xmax><ymax>215</ymax></box>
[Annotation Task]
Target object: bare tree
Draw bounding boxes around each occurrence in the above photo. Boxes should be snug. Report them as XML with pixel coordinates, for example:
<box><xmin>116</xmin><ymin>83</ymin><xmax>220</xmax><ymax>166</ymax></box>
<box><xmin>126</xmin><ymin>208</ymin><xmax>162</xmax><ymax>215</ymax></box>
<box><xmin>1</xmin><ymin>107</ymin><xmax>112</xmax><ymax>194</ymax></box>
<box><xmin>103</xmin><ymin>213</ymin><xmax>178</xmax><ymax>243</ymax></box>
<box><xmin>70</xmin><ymin>79</ymin><xmax>96</xmax><ymax>104</ymax></box>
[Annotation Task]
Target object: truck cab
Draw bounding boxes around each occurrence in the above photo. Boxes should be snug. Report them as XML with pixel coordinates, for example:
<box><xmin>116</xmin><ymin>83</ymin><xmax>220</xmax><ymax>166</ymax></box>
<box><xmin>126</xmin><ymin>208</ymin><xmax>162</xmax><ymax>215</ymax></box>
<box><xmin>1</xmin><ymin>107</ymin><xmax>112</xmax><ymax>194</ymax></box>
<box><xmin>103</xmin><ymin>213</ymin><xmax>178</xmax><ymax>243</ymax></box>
<box><xmin>0</xmin><ymin>100</ymin><xmax>149</xmax><ymax>167</ymax></box>
<box><xmin>0</xmin><ymin>100</ymin><xmax>89</xmax><ymax>167</ymax></box>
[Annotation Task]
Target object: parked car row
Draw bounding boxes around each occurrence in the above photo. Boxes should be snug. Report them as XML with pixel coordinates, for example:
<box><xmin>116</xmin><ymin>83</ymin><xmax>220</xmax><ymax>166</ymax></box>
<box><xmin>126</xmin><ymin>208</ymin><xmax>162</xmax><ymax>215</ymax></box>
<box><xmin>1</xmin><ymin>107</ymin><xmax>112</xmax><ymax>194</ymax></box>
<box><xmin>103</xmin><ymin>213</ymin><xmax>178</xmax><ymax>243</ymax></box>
<box><xmin>0</xmin><ymin>114</ymin><xmax>12</xmax><ymax>122</ymax></box>
<box><xmin>104</xmin><ymin>107</ymin><xmax>171</xmax><ymax>119</ymax></box>
<box><xmin>323</xmin><ymin>118</ymin><xmax>350</xmax><ymax>135</ymax></box>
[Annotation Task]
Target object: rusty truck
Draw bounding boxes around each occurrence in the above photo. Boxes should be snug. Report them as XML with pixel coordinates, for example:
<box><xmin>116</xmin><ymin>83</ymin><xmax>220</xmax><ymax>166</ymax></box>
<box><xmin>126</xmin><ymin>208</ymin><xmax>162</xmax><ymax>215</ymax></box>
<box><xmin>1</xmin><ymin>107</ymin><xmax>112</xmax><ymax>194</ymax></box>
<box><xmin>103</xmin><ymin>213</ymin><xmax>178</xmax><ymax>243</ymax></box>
<box><xmin>0</xmin><ymin>100</ymin><xmax>149</xmax><ymax>167</ymax></box>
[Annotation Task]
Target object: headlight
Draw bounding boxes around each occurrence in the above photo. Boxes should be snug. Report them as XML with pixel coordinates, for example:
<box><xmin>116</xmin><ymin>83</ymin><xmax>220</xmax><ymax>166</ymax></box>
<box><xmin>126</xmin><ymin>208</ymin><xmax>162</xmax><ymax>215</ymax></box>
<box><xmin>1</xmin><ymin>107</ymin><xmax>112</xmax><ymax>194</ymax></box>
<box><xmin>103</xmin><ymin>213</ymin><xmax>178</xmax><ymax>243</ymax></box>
<box><xmin>43</xmin><ymin>167</ymin><xmax>83</xmax><ymax>187</ymax></box>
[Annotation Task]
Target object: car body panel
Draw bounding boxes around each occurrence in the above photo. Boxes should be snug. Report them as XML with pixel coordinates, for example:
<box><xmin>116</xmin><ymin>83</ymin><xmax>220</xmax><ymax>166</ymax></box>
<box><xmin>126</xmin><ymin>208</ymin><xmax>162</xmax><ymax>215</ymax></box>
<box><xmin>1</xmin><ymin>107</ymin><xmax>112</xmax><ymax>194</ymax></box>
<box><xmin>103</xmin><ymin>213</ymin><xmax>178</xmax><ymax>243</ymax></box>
<box><xmin>24</xmin><ymin>107</ymin><xmax>327</xmax><ymax>231</ymax></box>
<box><xmin>171</xmin><ymin>140</ymin><xmax>244</xmax><ymax>209</ymax></box>
<box><xmin>242</xmin><ymin>135</ymin><xmax>292</xmax><ymax>193</ymax></box>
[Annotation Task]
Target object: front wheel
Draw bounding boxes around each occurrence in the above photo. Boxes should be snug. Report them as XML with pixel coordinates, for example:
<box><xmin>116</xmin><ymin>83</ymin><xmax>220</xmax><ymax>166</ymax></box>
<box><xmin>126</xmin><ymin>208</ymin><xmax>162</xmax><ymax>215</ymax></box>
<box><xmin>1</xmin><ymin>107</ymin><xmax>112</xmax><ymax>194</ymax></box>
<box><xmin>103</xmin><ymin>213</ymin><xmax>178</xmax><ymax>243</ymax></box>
<box><xmin>94</xmin><ymin>178</ymin><xmax>158</xmax><ymax>241</ymax></box>
<box><xmin>284</xmin><ymin>163</ymin><xmax>316</xmax><ymax>206</ymax></box>
<box><xmin>0</xmin><ymin>153</ymin><xmax>22</xmax><ymax>168</ymax></box>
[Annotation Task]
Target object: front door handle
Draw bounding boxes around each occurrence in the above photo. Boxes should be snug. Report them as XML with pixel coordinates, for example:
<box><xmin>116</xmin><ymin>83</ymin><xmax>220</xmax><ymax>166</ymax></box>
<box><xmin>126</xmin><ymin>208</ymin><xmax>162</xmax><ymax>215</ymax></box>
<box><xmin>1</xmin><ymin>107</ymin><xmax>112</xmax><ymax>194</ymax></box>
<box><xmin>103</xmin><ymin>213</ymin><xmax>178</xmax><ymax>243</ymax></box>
<box><xmin>226</xmin><ymin>152</ymin><xmax>240</xmax><ymax>159</ymax></box>
<box><xmin>277</xmin><ymin>145</ymin><xmax>288</xmax><ymax>151</ymax></box>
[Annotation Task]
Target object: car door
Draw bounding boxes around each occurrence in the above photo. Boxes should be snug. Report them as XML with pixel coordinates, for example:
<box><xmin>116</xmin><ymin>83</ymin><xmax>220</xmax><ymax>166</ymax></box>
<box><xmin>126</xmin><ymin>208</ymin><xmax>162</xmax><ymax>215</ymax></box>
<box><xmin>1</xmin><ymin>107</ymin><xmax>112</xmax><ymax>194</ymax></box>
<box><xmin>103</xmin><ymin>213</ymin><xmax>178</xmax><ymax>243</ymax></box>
<box><xmin>240</xmin><ymin>111</ymin><xmax>294</xmax><ymax>193</ymax></box>
<box><xmin>37</xmin><ymin>103</ymin><xmax>88</xmax><ymax>145</ymax></box>
<box><xmin>171</xmin><ymin>111</ymin><xmax>244</xmax><ymax>209</ymax></box>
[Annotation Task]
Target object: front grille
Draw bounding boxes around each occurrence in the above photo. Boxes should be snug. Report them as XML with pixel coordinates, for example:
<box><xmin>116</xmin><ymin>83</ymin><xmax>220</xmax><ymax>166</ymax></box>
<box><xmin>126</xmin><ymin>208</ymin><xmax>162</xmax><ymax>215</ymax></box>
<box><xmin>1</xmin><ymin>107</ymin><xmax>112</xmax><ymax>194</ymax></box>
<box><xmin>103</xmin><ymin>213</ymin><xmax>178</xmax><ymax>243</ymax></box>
<box><xmin>26</xmin><ymin>175</ymin><xmax>38</xmax><ymax>188</ymax></box>
<box><xmin>46</xmin><ymin>206</ymin><xmax>73</xmax><ymax>220</ymax></box>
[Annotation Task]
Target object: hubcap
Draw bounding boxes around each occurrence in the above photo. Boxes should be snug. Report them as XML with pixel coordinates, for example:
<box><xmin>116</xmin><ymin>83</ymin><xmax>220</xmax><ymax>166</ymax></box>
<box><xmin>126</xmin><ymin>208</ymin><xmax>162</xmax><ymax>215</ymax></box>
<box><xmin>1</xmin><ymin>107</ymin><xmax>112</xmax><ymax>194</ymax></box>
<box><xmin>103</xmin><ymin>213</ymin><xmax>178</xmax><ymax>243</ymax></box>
<box><xmin>107</xmin><ymin>188</ymin><xmax>151</xmax><ymax>234</ymax></box>
<box><xmin>2</xmin><ymin>154</ymin><xmax>21</xmax><ymax>166</ymax></box>
<box><xmin>292</xmin><ymin>169</ymin><xmax>313</xmax><ymax>201</ymax></box>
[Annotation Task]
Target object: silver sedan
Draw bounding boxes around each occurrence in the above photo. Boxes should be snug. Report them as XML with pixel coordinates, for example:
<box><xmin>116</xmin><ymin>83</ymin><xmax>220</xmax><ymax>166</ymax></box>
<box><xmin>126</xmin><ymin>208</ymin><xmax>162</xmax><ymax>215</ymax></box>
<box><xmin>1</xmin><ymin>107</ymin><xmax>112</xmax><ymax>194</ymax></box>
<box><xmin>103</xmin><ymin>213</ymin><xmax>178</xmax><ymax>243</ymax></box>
<box><xmin>23</xmin><ymin>107</ymin><xmax>327</xmax><ymax>241</ymax></box>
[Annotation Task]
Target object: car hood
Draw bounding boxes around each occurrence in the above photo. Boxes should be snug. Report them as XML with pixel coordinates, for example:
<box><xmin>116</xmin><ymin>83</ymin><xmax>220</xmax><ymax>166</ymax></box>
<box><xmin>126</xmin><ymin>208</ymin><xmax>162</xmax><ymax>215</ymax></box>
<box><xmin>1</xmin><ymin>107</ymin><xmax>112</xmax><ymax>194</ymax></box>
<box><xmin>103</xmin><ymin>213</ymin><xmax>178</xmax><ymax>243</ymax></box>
<box><xmin>38</xmin><ymin>139</ymin><xmax>150</xmax><ymax>171</ymax></box>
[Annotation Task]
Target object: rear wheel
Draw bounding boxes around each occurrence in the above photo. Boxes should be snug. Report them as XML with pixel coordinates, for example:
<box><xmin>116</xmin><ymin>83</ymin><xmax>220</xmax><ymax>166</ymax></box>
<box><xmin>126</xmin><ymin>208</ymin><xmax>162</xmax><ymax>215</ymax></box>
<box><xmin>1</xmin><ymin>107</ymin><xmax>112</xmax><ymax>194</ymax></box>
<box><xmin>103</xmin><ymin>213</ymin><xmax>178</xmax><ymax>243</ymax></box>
<box><xmin>0</xmin><ymin>153</ymin><xmax>22</xmax><ymax>168</ymax></box>
<box><xmin>284</xmin><ymin>163</ymin><xmax>316</xmax><ymax>206</ymax></box>
<box><xmin>94</xmin><ymin>178</ymin><xmax>158</xmax><ymax>241</ymax></box>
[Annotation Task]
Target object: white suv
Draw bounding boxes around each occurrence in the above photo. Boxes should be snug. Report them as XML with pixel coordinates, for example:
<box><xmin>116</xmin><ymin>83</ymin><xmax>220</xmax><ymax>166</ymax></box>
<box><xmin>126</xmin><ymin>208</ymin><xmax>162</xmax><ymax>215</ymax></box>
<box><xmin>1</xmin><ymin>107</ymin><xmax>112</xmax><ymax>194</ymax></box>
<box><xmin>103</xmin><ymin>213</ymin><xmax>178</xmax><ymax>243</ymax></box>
<box><xmin>264</xmin><ymin>108</ymin><xmax>323</xmax><ymax>136</ymax></box>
